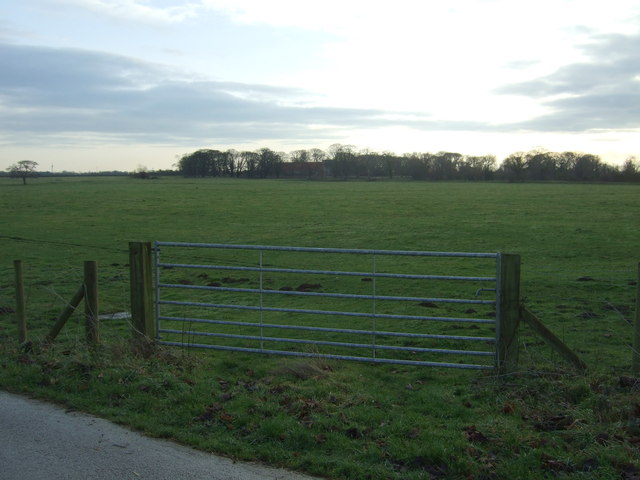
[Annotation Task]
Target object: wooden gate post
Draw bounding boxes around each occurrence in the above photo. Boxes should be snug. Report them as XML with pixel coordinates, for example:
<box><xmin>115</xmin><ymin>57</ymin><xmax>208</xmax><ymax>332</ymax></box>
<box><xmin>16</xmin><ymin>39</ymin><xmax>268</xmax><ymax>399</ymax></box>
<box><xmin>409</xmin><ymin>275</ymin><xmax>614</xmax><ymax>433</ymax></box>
<box><xmin>14</xmin><ymin>260</ymin><xmax>27</xmax><ymax>344</ymax></box>
<box><xmin>496</xmin><ymin>253</ymin><xmax>521</xmax><ymax>373</ymax></box>
<box><xmin>84</xmin><ymin>260</ymin><xmax>99</xmax><ymax>344</ymax></box>
<box><xmin>633</xmin><ymin>262</ymin><xmax>640</xmax><ymax>376</ymax></box>
<box><xmin>130</xmin><ymin>242</ymin><xmax>155</xmax><ymax>355</ymax></box>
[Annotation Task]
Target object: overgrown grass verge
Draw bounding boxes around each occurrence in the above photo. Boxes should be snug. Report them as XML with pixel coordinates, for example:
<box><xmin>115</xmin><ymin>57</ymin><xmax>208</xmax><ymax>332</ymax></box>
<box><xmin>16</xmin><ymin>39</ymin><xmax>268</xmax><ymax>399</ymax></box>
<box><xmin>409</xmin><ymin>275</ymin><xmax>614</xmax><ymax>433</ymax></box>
<box><xmin>1</xmin><ymin>336</ymin><xmax>639</xmax><ymax>479</ymax></box>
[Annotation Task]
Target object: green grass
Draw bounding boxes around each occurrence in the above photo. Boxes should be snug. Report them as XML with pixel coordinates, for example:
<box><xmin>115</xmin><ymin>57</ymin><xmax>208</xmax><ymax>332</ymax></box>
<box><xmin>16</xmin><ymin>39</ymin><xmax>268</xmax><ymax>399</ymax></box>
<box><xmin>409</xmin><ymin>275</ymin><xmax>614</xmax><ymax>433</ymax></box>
<box><xmin>1</xmin><ymin>176</ymin><xmax>639</xmax><ymax>479</ymax></box>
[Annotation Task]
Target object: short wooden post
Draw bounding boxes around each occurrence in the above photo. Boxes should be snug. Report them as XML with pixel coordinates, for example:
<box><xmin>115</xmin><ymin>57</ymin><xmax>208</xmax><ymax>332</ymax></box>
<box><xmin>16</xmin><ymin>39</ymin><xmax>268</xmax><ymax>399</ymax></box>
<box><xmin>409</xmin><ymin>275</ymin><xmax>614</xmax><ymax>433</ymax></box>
<box><xmin>14</xmin><ymin>260</ymin><xmax>27</xmax><ymax>344</ymax></box>
<box><xmin>496</xmin><ymin>253</ymin><xmax>521</xmax><ymax>373</ymax></box>
<box><xmin>633</xmin><ymin>262</ymin><xmax>640</xmax><ymax>376</ymax></box>
<box><xmin>130</xmin><ymin>242</ymin><xmax>155</xmax><ymax>355</ymax></box>
<box><xmin>84</xmin><ymin>260</ymin><xmax>99</xmax><ymax>344</ymax></box>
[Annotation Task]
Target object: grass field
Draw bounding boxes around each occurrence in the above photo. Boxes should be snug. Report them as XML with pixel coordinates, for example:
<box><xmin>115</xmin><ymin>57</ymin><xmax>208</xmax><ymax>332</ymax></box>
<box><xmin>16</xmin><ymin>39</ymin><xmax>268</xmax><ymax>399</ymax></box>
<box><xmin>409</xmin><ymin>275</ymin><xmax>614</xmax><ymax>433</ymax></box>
<box><xmin>1</xmin><ymin>176</ymin><xmax>639</xmax><ymax>479</ymax></box>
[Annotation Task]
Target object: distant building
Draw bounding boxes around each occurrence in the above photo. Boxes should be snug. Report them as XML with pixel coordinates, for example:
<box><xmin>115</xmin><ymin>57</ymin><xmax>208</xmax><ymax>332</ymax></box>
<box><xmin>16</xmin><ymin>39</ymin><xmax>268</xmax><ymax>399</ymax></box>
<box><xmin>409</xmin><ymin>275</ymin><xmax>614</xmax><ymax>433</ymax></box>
<box><xmin>280</xmin><ymin>161</ymin><xmax>327</xmax><ymax>179</ymax></box>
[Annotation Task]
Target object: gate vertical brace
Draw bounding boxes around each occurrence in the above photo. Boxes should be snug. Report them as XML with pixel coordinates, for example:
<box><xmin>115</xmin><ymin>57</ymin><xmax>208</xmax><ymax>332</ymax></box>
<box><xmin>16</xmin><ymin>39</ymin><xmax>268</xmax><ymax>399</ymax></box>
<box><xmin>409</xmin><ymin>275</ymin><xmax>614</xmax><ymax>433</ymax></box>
<box><xmin>130</xmin><ymin>241</ymin><xmax>155</xmax><ymax>355</ymax></box>
<box><xmin>496</xmin><ymin>253</ymin><xmax>521</xmax><ymax>374</ymax></box>
<box><xmin>154</xmin><ymin>242</ymin><xmax>160</xmax><ymax>341</ymax></box>
<box><xmin>633</xmin><ymin>262</ymin><xmax>640</xmax><ymax>376</ymax></box>
<box><xmin>84</xmin><ymin>260</ymin><xmax>99</xmax><ymax>345</ymax></box>
<box><xmin>14</xmin><ymin>260</ymin><xmax>27</xmax><ymax>344</ymax></box>
<box><xmin>259</xmin><ymin>250</ymin><xmax>264</xmax><ymax>352</ymax></box>
<box><xmin>371</xmin><ymin>254</ymin><xmax>377</xmax><ymax>359</ymax></box>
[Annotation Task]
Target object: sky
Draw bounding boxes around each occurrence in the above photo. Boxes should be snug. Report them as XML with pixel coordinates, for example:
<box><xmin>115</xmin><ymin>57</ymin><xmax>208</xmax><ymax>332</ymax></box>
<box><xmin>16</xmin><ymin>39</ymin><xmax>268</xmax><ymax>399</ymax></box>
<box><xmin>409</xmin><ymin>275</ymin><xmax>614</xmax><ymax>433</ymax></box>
<box><xmin>1</xmin><ymin>0</ymin><xmax>639</xmax><ymax>172</ymax></box>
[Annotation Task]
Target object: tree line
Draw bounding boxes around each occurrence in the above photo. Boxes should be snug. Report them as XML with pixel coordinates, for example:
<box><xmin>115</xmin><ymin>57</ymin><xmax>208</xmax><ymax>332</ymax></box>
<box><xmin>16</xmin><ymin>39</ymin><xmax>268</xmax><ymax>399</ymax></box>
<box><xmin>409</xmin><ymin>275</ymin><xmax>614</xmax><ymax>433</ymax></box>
<box><xmin>177</xmin><ymin>145</ymin><xmax>640</xmax><ymax>182</ymax></box>
<box><xmin>177</xmin><ymin>148</ymin><xmax>285</xmax><ymax>178</ymax></box>
<box><xmin>5</xmin><ymin>145</ymin><xmax>638</xmax><ymax>183</ymax></box>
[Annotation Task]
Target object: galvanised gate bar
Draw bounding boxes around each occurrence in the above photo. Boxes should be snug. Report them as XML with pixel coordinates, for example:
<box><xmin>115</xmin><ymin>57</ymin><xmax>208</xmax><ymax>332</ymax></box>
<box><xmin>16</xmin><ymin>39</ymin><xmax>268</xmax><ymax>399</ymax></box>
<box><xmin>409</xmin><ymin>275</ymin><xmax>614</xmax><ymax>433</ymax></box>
<box><xmin>153</xmin><ymin>242</ymin><xmax>519</xmax><ymax>370</ymax></box>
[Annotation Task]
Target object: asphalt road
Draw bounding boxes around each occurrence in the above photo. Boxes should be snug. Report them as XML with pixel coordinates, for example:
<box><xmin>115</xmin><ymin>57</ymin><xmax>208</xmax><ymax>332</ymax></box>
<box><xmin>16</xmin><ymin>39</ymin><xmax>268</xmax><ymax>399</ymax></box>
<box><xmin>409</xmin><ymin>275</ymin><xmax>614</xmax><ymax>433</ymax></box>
<box><xmin>0</xmin><ymin>391</ymin><xmax>322</xmax><ymax>480</ymax></box>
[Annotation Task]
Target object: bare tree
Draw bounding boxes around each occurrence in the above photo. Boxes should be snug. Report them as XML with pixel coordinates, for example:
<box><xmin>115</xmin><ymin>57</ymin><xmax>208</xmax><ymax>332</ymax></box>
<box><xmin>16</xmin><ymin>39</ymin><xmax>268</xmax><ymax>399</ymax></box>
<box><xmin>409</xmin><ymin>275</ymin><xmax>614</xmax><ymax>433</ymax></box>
<box><xmin>289</xmin><ymin>149</ymin><xmax>309</xmax><ymax>163</ymax></box>
<box><xmin>619</xmin><ymin>156</ymin><xmax>639</xmax><ymax>182</ymax></box>
<box><xmin>309</xmin><ymin>148</ymin><xmax>326</xmax><ymax>163</ymax></box>
<box><xmin>7</xmin><ymin>160</ymin><xmax>39</xmax><ymax>185</ymax></box>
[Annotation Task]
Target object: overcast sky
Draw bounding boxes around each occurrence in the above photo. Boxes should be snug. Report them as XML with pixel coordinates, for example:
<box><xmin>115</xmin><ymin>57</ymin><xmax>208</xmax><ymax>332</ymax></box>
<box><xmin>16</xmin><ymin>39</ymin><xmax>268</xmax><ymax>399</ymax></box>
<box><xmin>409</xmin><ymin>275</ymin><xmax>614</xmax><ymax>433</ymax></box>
<box><xmin>1</xmin><ymin>0</ymin><xmax>639</xmax><ymax>172</ymax></box>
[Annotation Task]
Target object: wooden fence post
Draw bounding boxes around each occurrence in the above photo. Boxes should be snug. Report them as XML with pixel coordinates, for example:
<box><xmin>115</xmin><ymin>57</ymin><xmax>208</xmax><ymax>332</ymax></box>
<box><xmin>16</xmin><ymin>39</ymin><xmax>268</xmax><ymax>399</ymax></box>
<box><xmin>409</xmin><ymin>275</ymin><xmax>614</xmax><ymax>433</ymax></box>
<box><xmin>14</xmin><ymin>260</ymin><xmax>27</xmax><ymax>344</ymax></box>
<box><xmin>84</xmin><ymin>260</ymin><xmax>99</xmax><ymax>344</ymax></box>
<box><xmin>496</xmin><ymin>253</ymin><xmax>521</xmax><ymax>374</ymax></box>
<box><xmin>130</xmin><ymin>242</ymin><xmax>155</xmax><ymax>355</ymax></box>
<box><xmin>633</xmin><ymin>262</ymin><xmax>640</xmax><ymax>376</ymax></box>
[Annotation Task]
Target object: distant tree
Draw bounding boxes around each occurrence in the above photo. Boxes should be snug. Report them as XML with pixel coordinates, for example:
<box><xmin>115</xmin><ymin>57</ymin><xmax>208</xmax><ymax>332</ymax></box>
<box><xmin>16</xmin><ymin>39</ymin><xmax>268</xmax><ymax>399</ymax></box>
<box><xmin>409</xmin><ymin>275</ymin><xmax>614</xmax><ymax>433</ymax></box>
<box><xmin>460</xmin><ymin>155</ymin><xmax>496</xmax><ymax>181</ymax></box>
<box><xmin>431</xmin><ymin>152</ymin><xmax>462</xmax><ymax>180</ymax></box>
<box><xmin>572</xmin><ymin>153</ymin><xmax>603</xmax><ymax>181</ymax></box>
<box><xmin>556</xmin><ymin>152</ymin><xmax>579</xmax><ymax>180</ymax></box>
<box><xmin>7</xmin><ymin>160</ymin><xmax>39</xmax><ymax>184</ymax></box>
<box><xmin>357</xmin><ymin>149</ymin><xmax>377</xmax><ymax>179</ymax></box>
<box><xmin>131</xmin><ymin>165</ymin><xmax>151</xmax><ymax>179</ymax></box>
<box><xmin>224</xmin><ymin>149</ymin><xmax>240</xmax><ymax>176</ymax></box>
<box><xmin>619</xmin><ymin>156</ymin><xmax>640</xmax><ymax>182</ymax></box>
<box><xmin>403</xmin><ymin>153</ymin><xmax>430</xmax><ymax>180</ymax></box>
<box><xmin>309</xmin><ymin>148</ymin><xmax>327</xmax><ymax>163</ymax></box>
<box><xmin>500</xmin><ymin>153</ymin><xmax>527</xmax><ymax>182</ymax></box>
<box><xmin>177</xmin><ymin>149</ymin><xmax>225</xmax><ymax>177</ymax></box>
<box><xmin>524</xmin><ymin>150</ymin><xmax>556</xmax><ymax>181</ymax></box>
<box><xmin>290</xmin><ymin>149</ymin><xmax>309</xmax><ymax>163</ymax></box>
<box><xmin>381</xmin><ymin>151</ymin><xmax>399</xmax><ymax>179</ymax></box>
<box><xmin>257</xmin><ymin>148</ymin><xmax>283</xmax><ymax>178</ymax></box>
<box><xmin>288</xmin><ymin>149</ymin><xmax>326</xmax><ymax>179</ymax></box>
<box><xmin>177</xmin><ymin>150</ymin><xmax>205</xmax><ymax>177</ymax></box>
<box><xmin>328</xmin><ymin>144</ymin><xmax>356</xmax><ymax>179</ymax></box>
<box><xmin>241</xmin><ymin>151</ymin><xmax>260</xmax><ymax>178</ymax></box>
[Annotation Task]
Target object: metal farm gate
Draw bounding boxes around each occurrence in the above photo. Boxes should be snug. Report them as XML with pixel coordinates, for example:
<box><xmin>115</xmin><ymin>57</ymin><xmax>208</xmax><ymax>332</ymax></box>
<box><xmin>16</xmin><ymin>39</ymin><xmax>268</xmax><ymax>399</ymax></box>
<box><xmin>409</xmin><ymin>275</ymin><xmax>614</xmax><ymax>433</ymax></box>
<box><xmin>153</xmin><ymin>243</ymin><xmax>520</xmax><ymax>370</ymax></box>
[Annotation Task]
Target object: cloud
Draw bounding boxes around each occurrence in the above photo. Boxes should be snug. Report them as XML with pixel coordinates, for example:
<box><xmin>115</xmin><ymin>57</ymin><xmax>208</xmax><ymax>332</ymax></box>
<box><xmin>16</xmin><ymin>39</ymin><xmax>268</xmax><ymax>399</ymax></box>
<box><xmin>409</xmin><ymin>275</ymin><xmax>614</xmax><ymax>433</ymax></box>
<box><xmin>5</xmin><ymin>26</ymin><xmax>637</xmax><ymax>153</ymax></box>
<box><xmin>200</xmin><ymin>0</ymin><xmax>383</xmax><ymax>33</ymax></box>
<box><xmin>57</xmin><ymin>0</ymin><xmax>201</xmax><ymax>24</ymax></box>
<box><xmin>1</xmin><ymin>43</ymin><xmax>433</xmax><ymax>147</ymax></box>
<box><xmin>496</xmin><ymin>31</ymin><xmax>640</xmax><ymax>132</ymax></box>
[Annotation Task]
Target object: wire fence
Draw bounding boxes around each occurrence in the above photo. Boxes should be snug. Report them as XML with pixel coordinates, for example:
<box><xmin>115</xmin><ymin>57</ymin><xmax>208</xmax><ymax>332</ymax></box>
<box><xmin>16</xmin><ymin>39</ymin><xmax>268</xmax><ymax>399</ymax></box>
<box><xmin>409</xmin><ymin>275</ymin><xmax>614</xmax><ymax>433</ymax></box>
<box><xmin>0</xmin><ymin>241</ymin><xmax>637</xmax><ymax>373</ymax></box>
<box><xmin>517</xmin><ymin>261</ymin><xmax>638</xmax><ymax>371</ymax></box>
